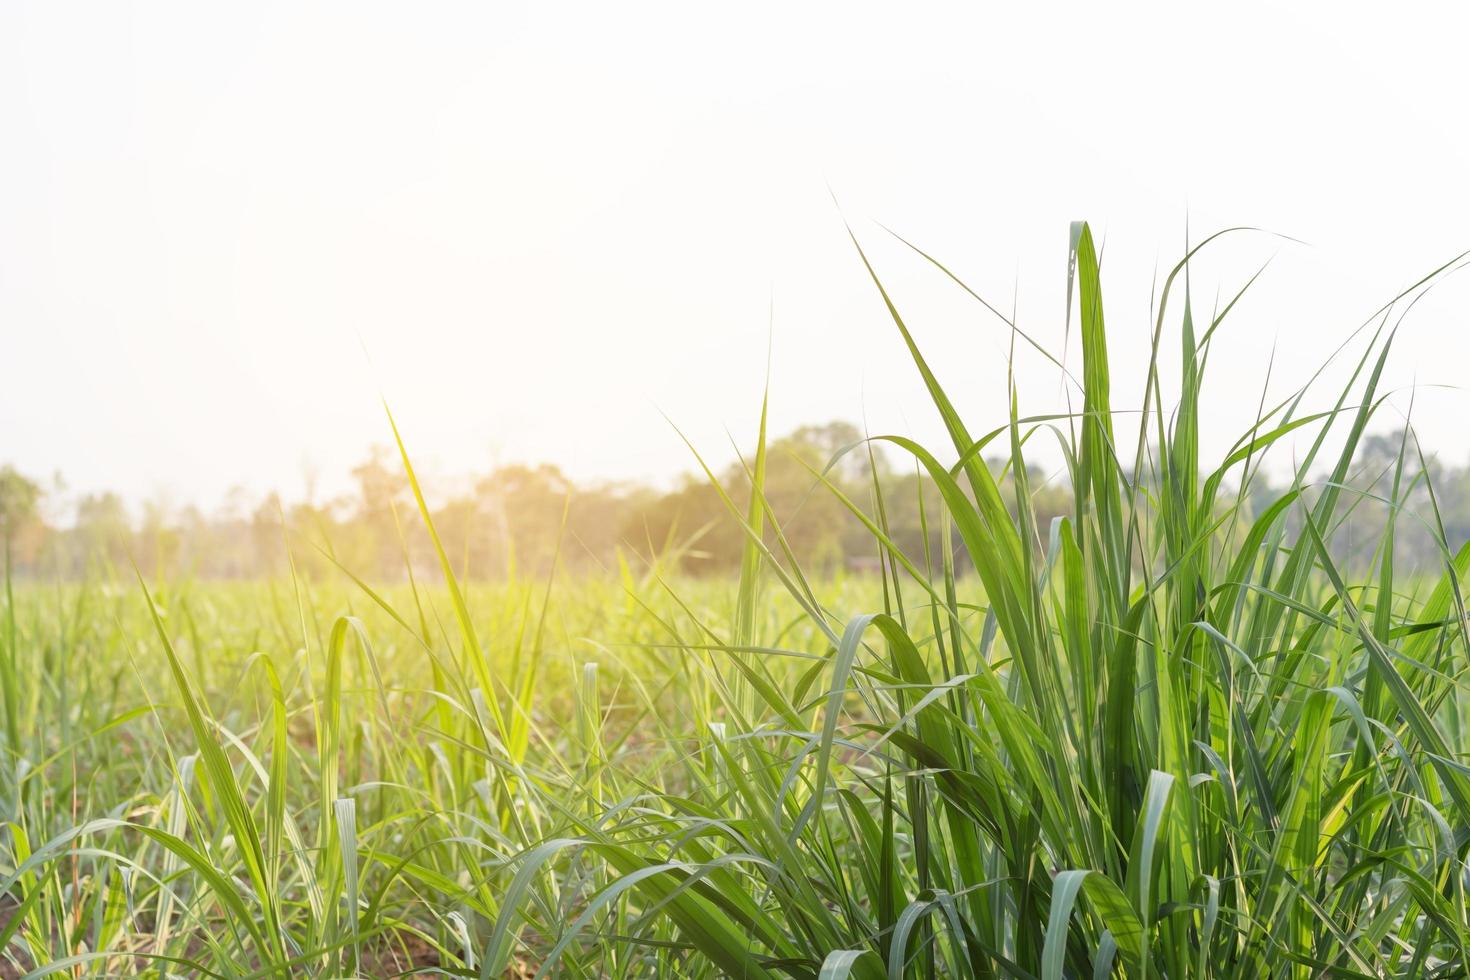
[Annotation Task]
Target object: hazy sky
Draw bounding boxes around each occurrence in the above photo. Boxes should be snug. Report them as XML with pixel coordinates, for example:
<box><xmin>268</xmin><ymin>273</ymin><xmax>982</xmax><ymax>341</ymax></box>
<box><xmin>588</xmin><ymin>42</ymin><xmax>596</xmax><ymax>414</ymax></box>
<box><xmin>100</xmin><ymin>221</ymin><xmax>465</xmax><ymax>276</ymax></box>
<box><xmin>4</xmin><ymin>2</ymin><xmax>1469</xmax><ymax>513</ymax></box>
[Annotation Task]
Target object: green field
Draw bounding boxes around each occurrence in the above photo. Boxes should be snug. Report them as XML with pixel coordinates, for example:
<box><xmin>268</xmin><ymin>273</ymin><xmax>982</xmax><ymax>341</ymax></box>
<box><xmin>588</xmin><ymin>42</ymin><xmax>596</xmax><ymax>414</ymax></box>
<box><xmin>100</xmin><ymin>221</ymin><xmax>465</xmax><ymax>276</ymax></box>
<box><xmin>5</xmin><ymin>224</ymin><xmax>1470</xmax><ymax>978</ymax></box>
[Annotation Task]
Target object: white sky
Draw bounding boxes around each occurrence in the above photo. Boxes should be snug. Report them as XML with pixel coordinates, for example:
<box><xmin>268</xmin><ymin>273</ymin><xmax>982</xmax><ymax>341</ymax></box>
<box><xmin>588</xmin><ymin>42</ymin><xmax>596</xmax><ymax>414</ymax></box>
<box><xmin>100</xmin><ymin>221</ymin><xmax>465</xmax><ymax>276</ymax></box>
<box><xmin>3</xmin><ymin>1</ymin><xmax>1469</xmax><ymax>513</ymax></box>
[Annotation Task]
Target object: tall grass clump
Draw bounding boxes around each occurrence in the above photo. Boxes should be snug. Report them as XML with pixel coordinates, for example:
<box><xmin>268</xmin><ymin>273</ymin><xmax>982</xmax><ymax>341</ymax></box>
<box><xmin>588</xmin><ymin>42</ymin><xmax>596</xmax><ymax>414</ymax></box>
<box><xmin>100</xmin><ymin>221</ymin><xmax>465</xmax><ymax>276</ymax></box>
<box><xmin>1</xmin><ymin>221</ymin><xmax>1469</xmax><ymax>978</ymax></box>
<box><xmin>517</xmin><ymin>223</ymin><xmax>1470</xmax><ymax>978</ymax></box>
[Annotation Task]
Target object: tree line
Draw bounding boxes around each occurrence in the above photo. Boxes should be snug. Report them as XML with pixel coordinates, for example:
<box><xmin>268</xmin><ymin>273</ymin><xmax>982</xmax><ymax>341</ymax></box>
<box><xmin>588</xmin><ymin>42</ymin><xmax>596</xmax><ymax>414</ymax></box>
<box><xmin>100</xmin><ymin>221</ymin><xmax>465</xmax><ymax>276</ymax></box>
<box><xmin>1</xmin><ymin>423</ymin><xmax>1465</xmax><ymax>582</ymax></box>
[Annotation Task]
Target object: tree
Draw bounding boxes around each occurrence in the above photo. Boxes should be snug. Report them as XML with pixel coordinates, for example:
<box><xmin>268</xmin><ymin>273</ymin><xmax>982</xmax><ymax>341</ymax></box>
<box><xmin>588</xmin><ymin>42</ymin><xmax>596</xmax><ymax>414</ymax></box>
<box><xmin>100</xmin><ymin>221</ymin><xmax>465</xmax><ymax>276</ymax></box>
<box><xmin>350</xmin><ymin>446</ymin><xmax>413</xmax><ymax>576</ymax></box>
<box><xmin>0</xmin><ymin>465</ymin><xmax>44</xmax><ymax>568</ymax></box>
<box><xmin>73</xmin><ymin>492</ymin><xmax>131</xmax><ymax>572</ymax></box>
<box><xmin>475</xmin><ymin>464</ymin><xmax>574</xmax><ymax>577</ymax></box>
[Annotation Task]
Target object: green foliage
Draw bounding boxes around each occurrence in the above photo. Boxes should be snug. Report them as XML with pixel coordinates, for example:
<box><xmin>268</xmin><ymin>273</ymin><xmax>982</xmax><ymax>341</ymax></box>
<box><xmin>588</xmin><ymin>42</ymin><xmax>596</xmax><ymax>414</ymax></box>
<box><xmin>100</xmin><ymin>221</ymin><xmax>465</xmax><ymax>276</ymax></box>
<box><xmin>2</xmin><ymin>223</ymin><xmax>1469</xmax><ymax>978</ymax></box>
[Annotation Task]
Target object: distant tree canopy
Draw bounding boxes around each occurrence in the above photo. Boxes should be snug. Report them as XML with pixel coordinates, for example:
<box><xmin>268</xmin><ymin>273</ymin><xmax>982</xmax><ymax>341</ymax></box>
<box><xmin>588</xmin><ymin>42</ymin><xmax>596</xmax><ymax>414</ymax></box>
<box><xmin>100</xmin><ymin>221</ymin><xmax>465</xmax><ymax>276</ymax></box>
<box><xmin>0</xmin><ymin>465</ymin><xmax>45</xmax><ymax>566</ymax></box>
<box><xmin>2</xmin><ymin>424</ymin><xmax>1464</xmax><ymax>582</ymax></box>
